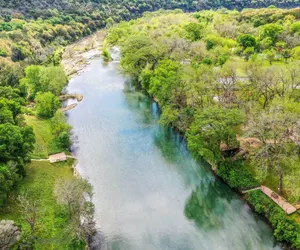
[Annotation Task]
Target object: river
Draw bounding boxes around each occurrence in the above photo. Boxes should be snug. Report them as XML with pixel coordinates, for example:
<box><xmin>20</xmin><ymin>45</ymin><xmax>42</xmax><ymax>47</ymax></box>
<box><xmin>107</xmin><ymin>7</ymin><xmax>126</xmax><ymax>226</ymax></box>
<box><xmin>65</xmin><ymin>51</ymin><xmax>281</xmax><ymax>250</ymax></box>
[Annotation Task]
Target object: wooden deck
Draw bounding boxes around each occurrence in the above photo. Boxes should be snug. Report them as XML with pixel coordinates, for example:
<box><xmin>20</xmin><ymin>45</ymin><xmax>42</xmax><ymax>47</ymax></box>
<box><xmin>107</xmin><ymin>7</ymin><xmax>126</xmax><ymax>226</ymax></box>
<box><xmin>261</xmin><ymin>186</ymin><xmax>297</xmax><ymax>215</ymax></box>
<box><xmin>242</xmin><ymin>185</ymin><xmax>298</xmax><ymax>215</ymax></box>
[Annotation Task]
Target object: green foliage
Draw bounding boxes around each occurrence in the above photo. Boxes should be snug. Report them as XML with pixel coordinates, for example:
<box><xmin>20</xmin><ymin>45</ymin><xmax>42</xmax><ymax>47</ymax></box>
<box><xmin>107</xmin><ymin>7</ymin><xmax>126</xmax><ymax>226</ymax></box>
<box><xmin>259</xmin><ymin>23</ymin><xmax>284</xmax><ymax>44</ymax></box>
<box><xmin>247</xmin><ymin>191</ymin><xmax>300</xmax><ymax>249</ymax></box>
<box><xmin>51</xmin><ymin>110</ymin><xmax>71</xmax><ymax>150</ymax></box>
<box><xmin>0</xmin><ymin>162</ymin><xmax>20</xmax><ymax>207</ymax></box>
<box><xmin>218</xmin><ymin>160</ymin><xmax>259</xmax><ymax>190</ymax></box>
<box><xmin>184</xmin><ymin>23</ymin><xmax>203</xmax><ymax>41</ymax></box>
<box><xmin>187</xmin><ymin>107</ymin><xmax>244</xmax><ymax>165</ymax></box>
<box><xmin>21</xmin><ymin>65</ymin><xmax>67</xmax><ymax>97</ymax></box>
<box><xmin>0</xmin><ymin>123</ymin><xmax>34</xmax><ymax>162</ymax></box>
<box><xmin>11</xmin><ymin>44</ymin><xmax>31</xmax><ymax>61</ymax></box>
<box><xmin>237</xmin><ymin>34</ymin><xmax>257</xmax><ymax>48</ymax></box>
<box><xmin>0</xmin><ymin>161</ymin><xmax>82</xmax><ymax>249</ymax></box>
<box><xmin>35</xmin><ymin>92</ymin><xmax>60</xmax><ymax>118</ymax></box>
<box><xmin>149</xmin><ymin>59</ymin><xmax>181</xmax><ymax>106</ymax></box>
<box><xmin>290</xmin><ymin>21</ymin><xmax>300</xmax><ymax>34</ymax></box>
<box><xmin>102</xmin><ymin>48</ymin><xmax>113</xmax><ymax>62</ymax></box>
<box><xmin>39</xmin><ymin>66</ymin><xmax>67</xmax><ymax>95</ymax></box>
<box><xmin>121</xmin><ymin>35</ymin><xmax>160</xmax><ymax>79</ymax></box>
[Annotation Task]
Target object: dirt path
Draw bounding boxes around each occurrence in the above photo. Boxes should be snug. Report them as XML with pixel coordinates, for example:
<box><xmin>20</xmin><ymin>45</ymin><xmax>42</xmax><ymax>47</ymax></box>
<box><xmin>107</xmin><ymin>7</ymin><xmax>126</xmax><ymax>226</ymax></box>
<box><xmin>31</xmin><ymin>158</ymin><xmax>49</xmax><ymax>162</ymax></box>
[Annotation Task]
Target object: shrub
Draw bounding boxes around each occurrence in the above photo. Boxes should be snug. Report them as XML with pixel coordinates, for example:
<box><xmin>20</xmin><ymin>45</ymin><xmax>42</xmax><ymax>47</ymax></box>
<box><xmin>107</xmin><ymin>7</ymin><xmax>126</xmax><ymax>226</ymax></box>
<box><xmin>247</xmin><ymin>191</ymin><xmax>300</xmax><ymax>249</ymax></box>
<box><xmin>217</xmin><ymin>160</ymin><xmax>259</xmax><ymax>190</ymax></box>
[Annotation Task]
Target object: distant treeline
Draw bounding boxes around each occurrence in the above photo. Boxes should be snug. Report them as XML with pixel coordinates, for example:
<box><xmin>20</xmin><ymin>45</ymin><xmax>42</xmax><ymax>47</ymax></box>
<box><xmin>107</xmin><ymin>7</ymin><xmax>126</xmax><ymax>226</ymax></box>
<box><xmin>0</xmin><ymin>0</ymin><xmax>299</xmax><ymax>21</ymax></box>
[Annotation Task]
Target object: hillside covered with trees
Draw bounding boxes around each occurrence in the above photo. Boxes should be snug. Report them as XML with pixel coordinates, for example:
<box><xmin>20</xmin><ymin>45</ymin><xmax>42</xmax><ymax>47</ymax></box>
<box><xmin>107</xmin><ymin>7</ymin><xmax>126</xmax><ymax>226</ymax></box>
<box><xmin>0</xmin><ymin>0</ymin><xmax>300</xmax><ymax>248</ymax></box>
<box><xmin>1</xmin><ymin>0</ymin><xmax>299</xmax><ymax>19</ymax></box>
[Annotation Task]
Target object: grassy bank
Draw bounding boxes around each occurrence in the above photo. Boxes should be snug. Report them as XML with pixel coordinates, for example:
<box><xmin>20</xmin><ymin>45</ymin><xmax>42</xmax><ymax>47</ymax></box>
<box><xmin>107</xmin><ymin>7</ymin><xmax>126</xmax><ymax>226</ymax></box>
<box><xmin>25</xmin><ymin>115</ymin><xmax>63</xmax><ymax>159</ymax></box>
<box><xmin>0</xmin><ymin>160</ymin><xmax>76</xmax><ymax>249</ymax></box>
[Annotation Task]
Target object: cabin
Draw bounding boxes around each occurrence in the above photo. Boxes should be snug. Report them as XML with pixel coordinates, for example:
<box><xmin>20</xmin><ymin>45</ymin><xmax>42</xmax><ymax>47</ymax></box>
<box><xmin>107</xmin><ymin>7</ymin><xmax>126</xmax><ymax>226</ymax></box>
<box><xmin>49</xmin><ymin>152</ymin><xmax>67</xmax><ymax>163</ymax></box>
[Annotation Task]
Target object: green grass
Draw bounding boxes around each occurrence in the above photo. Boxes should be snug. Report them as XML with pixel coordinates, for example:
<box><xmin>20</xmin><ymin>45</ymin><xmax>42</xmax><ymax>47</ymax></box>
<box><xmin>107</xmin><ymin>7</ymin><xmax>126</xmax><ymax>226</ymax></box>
<box><xmin>0</xmin><ymin>160</ymin><xmax>75</xmax><ymax>249</ymax></box>
<box><xmin>25</xmin><ymin>115</ymin><xmax>63</xmax><ymax>159</ymax></box>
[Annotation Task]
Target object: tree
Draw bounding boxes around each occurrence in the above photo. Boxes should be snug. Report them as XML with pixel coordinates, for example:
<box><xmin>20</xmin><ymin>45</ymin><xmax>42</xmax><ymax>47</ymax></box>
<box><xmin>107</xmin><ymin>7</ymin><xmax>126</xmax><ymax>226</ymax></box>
<box><xmin>57</xmin><ymin>132</ymin><xmax>71</xmax><ymax>149</ymax></box>
<box><xmin>17</xmin><ymin>194</ymin><xmax>39</xmax><ymax>233</ymax></box>
<box><xmin>0</xmin><ymin>162</ymin><xmax>20</xmax><ymax>207</ymax></box>
<box><xmin>184</xmin><ymin>23</ymin><xmax>203</xmax><ymax>41</ymax></box>
<box><xmin>51</xmin><ymin>110</ymin><xmax>71</xmax><ymax>149</ymax></box>
<box><xmin>35</xmin><ymin>92</ymin><xmax>60</xmax><ymax>118</ymax></box>
<box><xmin>0</xmin><ymin>98</ymin><xmax>21</xmax><ymax>124</ymax></box>
<box><xmin>237</xmin><ymin>34</ymin><xmax>256</xmax><ymax>48</ymax></box>
<box><xmin>243</xmin><ymin>47</ymin><xmax>255</xmax><ymax>61</ymax></box>
<box><xmin>20</xmin><ymin>65</ymin><xmax>41</xmax><ymax>98</ymax></box>
<box><xmin>54</xmin><ymin>178</ymin><xmax>96</xmax><ymax>245</ymax></box>
<box><xmin>277</xmin><ymin>62</ymin><xmax>300</xmax><ymax>97</ymax></box>
<box><xmin>39</xmin><ymin>66</ymin><xmax>67</xmax><ymax>96</ymax></box>
<box><xmin>102</xmin><ymin>48</ymin><xmax>113</xmax><ymax>62</ymax></box>
<box><xmin>245</xmin><ymin>62</ymin><xmax>280</xmax><ymax>108</ymax></box>
<box><xmin>187</xmin><ymin>107</ymin><xmax>244</xmax><ymax>165</ymax></box>
<box><xmin>0</xmin><ymin>123</ymin><xmax>35</xmax><ymax>162</ymax></box>
<box><xmin>0</xmin><ymin>220</ymin><xmax>20</xmax><ymax>250</ymax></box>
<box><xmin>247</xmin><ymin>106</ymin><xmax>299</xmax><ymax>194</ymax></box>
<box><xmin>260</xmin><ymin>23</ymin><xmax>284</xmax><ymax>44</ymax></box>
<box><xmin>120</xmin><ymin>35</ymin><xmax>163</xmax><ymax>80</ymax></box>
<box><xmin>216</xmin><ymin>61</ymin><xmax>239</xmax><ymax>106</ymax></box>
<box><xmin>264</xmin><ymin>49</ymin><xmax>276</xmax><ymax>65</ymax></box>
<box><xmin>148</xmin><ymin>59</ymin><xmax>181</xmax><ymax>106</ymax></box>
<box><xmin>290</xmin><ymin>21</ymin><xmax>300</xmax><ymax>34</ymax></box>
<box><xmin>185</xmin><ymin>64</ymin><xmax>216</xmax><ymax>109</ymax></box>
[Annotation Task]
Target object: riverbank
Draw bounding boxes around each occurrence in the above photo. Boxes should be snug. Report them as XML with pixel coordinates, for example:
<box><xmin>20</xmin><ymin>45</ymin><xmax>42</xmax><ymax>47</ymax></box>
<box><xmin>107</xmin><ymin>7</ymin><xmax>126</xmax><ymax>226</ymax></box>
<box><xmin>0</xmin><ymin>32</ymin><xmax>105</xmax><ymax>248</ymax></box>
<box><xmin>103</xmin><ymin>11</ymin><xmax>300</xmax><ymax>249</ymax></box>
<box><xmin>62</xmin><ymin>30</ymin><xmax>106</xmax><ymax>78</ymax></box>
<box><xmin>59</xmin><ymin>30</ymin><xmax>300</xmax><ymax>249</ymax></box>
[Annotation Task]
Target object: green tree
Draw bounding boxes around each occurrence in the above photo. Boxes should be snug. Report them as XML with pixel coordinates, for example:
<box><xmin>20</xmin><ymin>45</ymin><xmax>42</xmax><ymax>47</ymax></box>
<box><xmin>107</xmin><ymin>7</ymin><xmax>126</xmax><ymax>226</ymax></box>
<box><xmin>290</xmin><ymin>21</ymin><xmax>300</xmax><ymax>34</ymax></box>
<box><xmin>35</xmin><ymin>92</ymin><xmax>60</xmax><ymax>118</ymax></box>
<box><xmin>148</xmin><ymin>59</ymin><xmax>181</xmax><ymax>106</ymax></box>
<box><xmin>39</xmin><ymin>66</ymin><xmax>67</xmax><ymax>96</ymax></box>
<box><xmin>20</xmin><ymin>65</ymin><xmax>41</xmax><ymax>98</ymax></box>
<box><xmin>260</xmin><ymin>24</ymin><xmax>284</xmax><ymax>44</ymax></box>
<box><xmin>187</xmin><ymin>107</ymin><xmax>244</xmax><ymax>165</ymax></box>
<box><xmin>237</xmin><ymin>34</ymin><xmax>256</xmax><ymax>48</ymax></box>
<box><xmin>0</xmin><ymin>123</ymin><xmax>34</xmax><ymax>162</ymax></box>
<box><xmin>0</xmin><ymin>163</ymin><xmax>20</xmax><ymax>207</ymax></box>
<box><xmin>184</xmin><ymin>23</ymin><xmax>203</xmax><ymax>41</ymax></box>
<box><xmin>121</xmin><ymin>35</ymin><xmax>163</xmax><ymax>80</ymax></box>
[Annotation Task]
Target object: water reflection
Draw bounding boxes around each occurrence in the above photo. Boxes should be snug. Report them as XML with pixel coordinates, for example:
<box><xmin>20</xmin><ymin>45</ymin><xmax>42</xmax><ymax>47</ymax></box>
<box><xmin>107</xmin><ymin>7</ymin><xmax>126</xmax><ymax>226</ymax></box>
<box><xmin>66</xmin><ymin>56</ymin><xmax>281</xmax><ymax>250</ymax></box>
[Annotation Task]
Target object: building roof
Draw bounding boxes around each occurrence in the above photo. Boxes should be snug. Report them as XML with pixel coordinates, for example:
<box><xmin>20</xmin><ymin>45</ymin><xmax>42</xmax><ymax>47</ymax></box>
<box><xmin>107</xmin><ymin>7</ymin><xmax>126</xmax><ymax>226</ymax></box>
<box><xmin>49</xmin><ymin>152</ymin><xmax>67</xmax><ymax>163</ymax></box>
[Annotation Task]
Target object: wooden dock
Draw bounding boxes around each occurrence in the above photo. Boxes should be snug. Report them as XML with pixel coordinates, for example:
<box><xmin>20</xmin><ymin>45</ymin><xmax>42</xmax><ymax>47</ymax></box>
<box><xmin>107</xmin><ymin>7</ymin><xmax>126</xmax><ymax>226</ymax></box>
<box><xmin>242</xmin><ymin>186</ymin><xmax>298</xmax><ymax>215</ymax></box>
<box><xmin>261</xmin><ymin>186</ymin><xmax>297</xmax><ymax>215</ymax></box>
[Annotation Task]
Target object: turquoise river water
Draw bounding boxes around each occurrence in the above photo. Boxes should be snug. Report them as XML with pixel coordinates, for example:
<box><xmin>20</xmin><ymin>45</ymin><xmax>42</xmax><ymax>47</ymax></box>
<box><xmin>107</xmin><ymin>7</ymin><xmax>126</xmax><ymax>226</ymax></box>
<box><xmin>66</xmin><ymin>52</ymin><xmax>281</xmax><ymax>250</ymax></box>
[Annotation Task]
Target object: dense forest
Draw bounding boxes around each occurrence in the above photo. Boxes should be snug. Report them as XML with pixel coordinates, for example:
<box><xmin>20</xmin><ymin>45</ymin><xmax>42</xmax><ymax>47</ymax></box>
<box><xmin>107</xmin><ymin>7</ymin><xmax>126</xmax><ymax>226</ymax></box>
<box><xmin>106</xmin><ymin>8</ymin><xmax>300</xmax><ymax>249</ymax></box>
<box><xmin>0</xmin><ymin>0</ymin><xmax>300</xmax><ymax>248</ymax></box>
<box><xmin>1</xmin><ymin>0</ymin><xmax>299</xmax><ymax>19</ymax></box>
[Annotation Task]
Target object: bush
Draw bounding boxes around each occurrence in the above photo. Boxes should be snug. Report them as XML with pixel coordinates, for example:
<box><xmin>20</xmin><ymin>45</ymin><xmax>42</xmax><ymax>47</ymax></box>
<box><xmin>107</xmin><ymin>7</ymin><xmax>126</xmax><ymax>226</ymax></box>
<box><xmin>247</xmin><ymin>191</ymin><xmax>300</xmax><ymax>249</ymax></box>
<box><xmin>35</xmin><ymin>92</ymin><xmax>60</xmax><ymax>118</ymax></box>
<box><xmin>102</xmin><ymin>48</ymin><xmax>113</xmax><ymax>62</ymax></box>
<box><xmin>217</xmin><ymin>160</ymin><xmax>259</xmax><ymax>190</ymax></box>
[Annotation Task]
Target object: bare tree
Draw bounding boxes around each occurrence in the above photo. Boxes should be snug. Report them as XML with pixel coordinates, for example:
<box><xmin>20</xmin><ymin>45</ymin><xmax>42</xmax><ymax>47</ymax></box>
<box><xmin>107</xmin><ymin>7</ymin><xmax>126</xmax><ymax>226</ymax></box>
<box><xmin>54</xmin><ymin>178</ymin><xmax>96</xmax><ymax>245</ymax></box>
<box><xmin>245</xmin><ymin>62</ymin><xmax>281</xmax><ymax>108</ymax></box>
<box><xmin>247</xmin><ymin>106</ymin><xmax>299</xmax><ymax>194</ymax></box>
<box><xmin>17</xmin><ymin>194</ymin><xmax>39</xmax><ymax>233</ymax></box>
<box><xmin>0</xmin><ymin>220</ymin><xmax>20</xmax><ymax>250</ymax></box>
